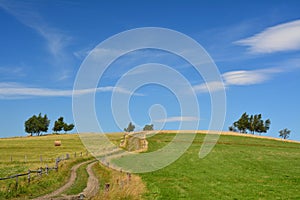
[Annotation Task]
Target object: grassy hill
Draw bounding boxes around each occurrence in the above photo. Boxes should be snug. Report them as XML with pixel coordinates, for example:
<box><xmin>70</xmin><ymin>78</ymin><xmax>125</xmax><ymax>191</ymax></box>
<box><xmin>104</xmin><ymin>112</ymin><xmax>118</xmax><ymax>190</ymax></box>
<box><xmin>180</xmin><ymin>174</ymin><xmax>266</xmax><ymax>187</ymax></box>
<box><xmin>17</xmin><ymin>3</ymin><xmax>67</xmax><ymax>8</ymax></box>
<box><xmin>0</xmin><ymin>132</ymin><xmax>299</xmax><ymax>199</ymax></box>
<box><xmin>140</xmin><ymin>133</ymin><xmax>300</xmax><ymax>199</ymax></box>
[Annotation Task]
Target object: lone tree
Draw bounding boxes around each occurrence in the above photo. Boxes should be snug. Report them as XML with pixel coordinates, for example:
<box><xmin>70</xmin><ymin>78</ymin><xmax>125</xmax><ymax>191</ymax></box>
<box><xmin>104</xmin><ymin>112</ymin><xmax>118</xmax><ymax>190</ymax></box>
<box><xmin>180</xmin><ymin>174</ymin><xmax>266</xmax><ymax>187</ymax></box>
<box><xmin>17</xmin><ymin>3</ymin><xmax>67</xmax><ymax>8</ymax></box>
<box><xmin>53</xmin><ymin>117</ymin><xmax>65</xmax><ymax>133</ymax></box>
<box><xmin>143</xmin><ymin>124</ymin><xmax>154</xmax><ymax>131</ymax></box>
<box><xmin>229</xmin><ymin>112</ymin><xmax>270</xmax><ymax>134</ymax></box>
<box><xmin>25</xmin><ymin>113</ymin><xmax>50</xmax><ymax>136</ymax></box>
<box><xmin>124</xmin><ymin>122</ymin><xmax>135</xmax><ymax>132</ymax></box>
<box><xmin>279</xmin><ymin>128</ymin><xmax>291</xmax><ymax>139</ymax></box>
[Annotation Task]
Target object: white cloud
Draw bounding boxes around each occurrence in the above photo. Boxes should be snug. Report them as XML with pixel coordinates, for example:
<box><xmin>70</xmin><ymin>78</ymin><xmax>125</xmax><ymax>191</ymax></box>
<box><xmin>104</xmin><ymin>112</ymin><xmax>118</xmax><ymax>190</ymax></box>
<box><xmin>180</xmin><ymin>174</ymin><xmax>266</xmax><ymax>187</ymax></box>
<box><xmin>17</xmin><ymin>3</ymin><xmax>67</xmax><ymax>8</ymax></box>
<box><xmin>0</xmin><ymin>82</ymin><xmax>141</xmax><ymax>99</ymax></box>
<box><xmin>193</xmin><ymin>81</ymin><xmax>226</xmax><ymax>93</ymax></box>
<box><xmin>154</xmin><ymin>116</ymin><xmax>199</xmax><ymax>123</ymax></box>
<box><xmin>193</xmin><ymin>67</ymin><xmax>283</xmax><ymax>93</ymax></box>
<box><xmin>235</xmin><ymin>20</ymin><xmax>300</xmax><ymax>53</ymax></box>
<box><xmin>223</xmin><ymin>70</ymin><xmax>266</xmax><ymax>85</ymax></box>
<box><xmin>223</xmin><ymin>68</ymin><xmax>282</xmax><ymax>86</ymax></box>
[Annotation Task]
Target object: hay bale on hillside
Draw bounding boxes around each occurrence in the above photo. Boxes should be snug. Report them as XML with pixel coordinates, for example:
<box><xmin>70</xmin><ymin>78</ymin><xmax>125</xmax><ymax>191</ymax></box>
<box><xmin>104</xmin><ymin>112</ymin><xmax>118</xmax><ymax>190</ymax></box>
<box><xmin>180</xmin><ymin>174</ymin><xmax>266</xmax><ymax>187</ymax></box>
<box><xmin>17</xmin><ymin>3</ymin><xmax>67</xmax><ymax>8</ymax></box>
<box><xmin>54</xmin><ymin>140</ymin><xmax>61</xmax><ymax>146</ymax></box>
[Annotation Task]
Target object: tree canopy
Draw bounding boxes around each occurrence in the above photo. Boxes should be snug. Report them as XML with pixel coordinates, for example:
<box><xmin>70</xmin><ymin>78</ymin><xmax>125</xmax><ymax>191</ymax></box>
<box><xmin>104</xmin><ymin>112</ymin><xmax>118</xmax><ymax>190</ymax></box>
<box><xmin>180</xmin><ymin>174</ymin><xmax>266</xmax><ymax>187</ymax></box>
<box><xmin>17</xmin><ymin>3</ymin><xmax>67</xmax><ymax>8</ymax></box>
<box><xmin>63</xmin><ymin>123</ymin><xmax>75</xmax><ymax>133</ymax></box>
<box><xmin>143</xmin><ymin>124</ymin><xmax>154</xmax><ymax>131</ymax></box>
<box><xmin>124</xmin><ymin>122</ymin><xmax>135</xmax><ymax>132</ymax></box>
<box><xmin>53</xmin><ymin>117</ymin><xmax>65</xmax><ymax>133</ymax></box>
<box><xmin>53</xmin><ymin>117</ymin><xmax>74</xmax><ymax>133</ymax></box>
<box><xmin>25</xmin><ymin>113</ymin><xmax>50</xmax><ymax>136</ymax></box>
<box><xmin>229</xmin><ymin>112</ymin><xmax>271</xmax><ymax>134</ymax></box>
<box><xmin>279</xmin><ymin>128</ymin><xmax>291</xmax><ymax>139</ymax></box>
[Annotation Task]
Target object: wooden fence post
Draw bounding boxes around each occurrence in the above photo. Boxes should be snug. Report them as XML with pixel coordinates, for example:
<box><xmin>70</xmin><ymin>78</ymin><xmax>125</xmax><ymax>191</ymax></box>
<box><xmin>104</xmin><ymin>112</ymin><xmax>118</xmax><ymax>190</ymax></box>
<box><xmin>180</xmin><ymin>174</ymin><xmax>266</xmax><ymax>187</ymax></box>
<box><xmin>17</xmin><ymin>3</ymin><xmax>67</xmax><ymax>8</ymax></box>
<box><xmin>28</xmin><ymin>170</ymin><xmax>31</xmax><ymax>183</ymax></box>
<box><xmin>55</xmin><ymin>158</ymin><xmax>59</xmax><ymax>172</ymax></box>
<box><xmin>25</xmin><ymin>155</ymin><xmax>27</xmax><ymax>163</ymax></box>
<box><xmin>15</xmin><ymin>175</ymin><xmax>18</xmax><ymax>189</ymax></box>
<box><xmin>10</xmin><ymin>155</ymin><xmax>12</xmax><ymax>162</ymax></box>
<box><xmin>80</xmin><ymin>152</ymin><xmax>82</xmax><ymax>157</ymax></box>
<box><xmin>105</xmin><ymin>183</ymin><xmax>110</xmax><ymax>192</ymax></box>
<box><xmin>40</xmin><ymin>155</ymin><xmax>43</xmax><ymax>163</ymax></box>
<box><xmin>79</xmin><ymin>193</ymin><xmax>85</xmax><ymax>200</ymax></box>
<box><xmin>74</xmin><ymin>152</ymin><xmax>76</xmax><ymax>158</ymax></box>
<box><xmin>66</xmin><ymin>154</ymin><xmax>70</xmax><ymax>159</ymax></box>
<box><xmin>127</xmin><ymin>172</ymin><xmax>131</xmax><ymax>182</ymax></box>
<box><xmin>40</xmin><ymin>167</ymin><xmax>42</xmax><ymax>177</ymax></box>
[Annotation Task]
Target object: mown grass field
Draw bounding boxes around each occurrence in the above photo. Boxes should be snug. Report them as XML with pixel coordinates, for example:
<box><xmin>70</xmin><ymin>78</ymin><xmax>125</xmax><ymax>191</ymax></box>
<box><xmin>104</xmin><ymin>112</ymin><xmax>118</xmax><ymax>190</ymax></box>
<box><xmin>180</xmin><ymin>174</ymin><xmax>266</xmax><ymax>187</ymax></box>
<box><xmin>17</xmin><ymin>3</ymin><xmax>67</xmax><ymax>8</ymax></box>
<box><xmin>140</xmin><ymin>133</ymin><xmax>300</xmax><ymax>199</ymax></box>
<box><xmin>0</xmin><ymin>134</ymin><xmax>89</xmax><ymax>199</ymax></box>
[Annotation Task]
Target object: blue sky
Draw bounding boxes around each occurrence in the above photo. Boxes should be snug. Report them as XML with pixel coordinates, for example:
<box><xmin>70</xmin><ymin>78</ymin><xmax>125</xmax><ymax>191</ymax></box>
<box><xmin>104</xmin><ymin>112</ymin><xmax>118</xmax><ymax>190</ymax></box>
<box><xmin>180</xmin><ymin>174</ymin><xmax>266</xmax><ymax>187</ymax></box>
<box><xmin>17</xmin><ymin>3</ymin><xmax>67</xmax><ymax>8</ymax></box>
<box><xmin>0</xmin><ymin>0</ymin><xmax>300</xmax><ymax>140</ymax></box>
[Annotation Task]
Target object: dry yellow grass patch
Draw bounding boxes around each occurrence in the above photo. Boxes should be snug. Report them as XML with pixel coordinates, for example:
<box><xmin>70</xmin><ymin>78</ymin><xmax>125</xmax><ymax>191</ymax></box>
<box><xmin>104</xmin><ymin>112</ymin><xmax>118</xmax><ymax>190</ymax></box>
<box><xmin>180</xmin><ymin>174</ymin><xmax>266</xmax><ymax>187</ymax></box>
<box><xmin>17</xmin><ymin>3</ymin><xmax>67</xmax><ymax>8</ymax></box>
<box><xmin>92</xmin><ymin>162</ymin><xmax>146</xmax><ymax>200</ymax></box>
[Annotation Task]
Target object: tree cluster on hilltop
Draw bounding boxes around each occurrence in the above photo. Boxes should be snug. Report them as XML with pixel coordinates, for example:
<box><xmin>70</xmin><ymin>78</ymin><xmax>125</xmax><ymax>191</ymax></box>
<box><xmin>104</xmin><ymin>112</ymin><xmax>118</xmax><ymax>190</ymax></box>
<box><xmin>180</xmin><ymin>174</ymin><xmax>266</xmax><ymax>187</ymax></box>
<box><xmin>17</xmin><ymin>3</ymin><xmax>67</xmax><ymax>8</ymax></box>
<box><xmin>124</xmin><ymin>122</ymin><xmax>154</xmax><ymax>132</ymax></box>
<box><xmin>25</xmin><ymin>113</ymin><xmax>50</xmax><ymax>136</ymax></box>
<box><xmin>25</xmin><ymin>114</ymin><xmax>74</xmax><ymax>136</ymax></box>
<box><xmin>229</xmin><ymin>112</ymin><xmax>271</xmax><ymax>135</ymax></box>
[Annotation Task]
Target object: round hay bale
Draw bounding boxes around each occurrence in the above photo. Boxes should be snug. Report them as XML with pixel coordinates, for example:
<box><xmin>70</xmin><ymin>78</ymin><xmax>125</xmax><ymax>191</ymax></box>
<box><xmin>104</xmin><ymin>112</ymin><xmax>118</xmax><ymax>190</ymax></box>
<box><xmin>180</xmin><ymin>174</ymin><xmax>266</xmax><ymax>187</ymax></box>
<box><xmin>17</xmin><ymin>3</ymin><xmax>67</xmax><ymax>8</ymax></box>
<box><xmin>54</xmin><ymin>140</ymin><xmax>61</xmax><ymax>146</ymax></box>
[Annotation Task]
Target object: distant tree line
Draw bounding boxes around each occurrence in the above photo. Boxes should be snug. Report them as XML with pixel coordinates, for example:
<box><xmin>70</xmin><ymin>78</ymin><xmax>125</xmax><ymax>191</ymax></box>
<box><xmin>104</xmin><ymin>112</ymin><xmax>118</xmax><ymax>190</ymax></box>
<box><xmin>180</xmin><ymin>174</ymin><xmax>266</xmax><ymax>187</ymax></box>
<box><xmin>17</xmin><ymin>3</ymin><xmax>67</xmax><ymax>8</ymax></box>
<box><xmin>229</xmin><ymin>112</ymin><xmax>271</xmax><ymax>135</ymax></box>
<box><xmin>123</xmin><ymin>122</ymin><xmax>154</xmax><ymax>132</ymax></box>
<box><xmin>229</xmin><ymin>113</ymin><xmax>293</xmax><ymax>139</ymax></box>
<box><xmin>25</xmin><ymin>114</ymin><xmax>74</xmax><ymax>136</ymax></box>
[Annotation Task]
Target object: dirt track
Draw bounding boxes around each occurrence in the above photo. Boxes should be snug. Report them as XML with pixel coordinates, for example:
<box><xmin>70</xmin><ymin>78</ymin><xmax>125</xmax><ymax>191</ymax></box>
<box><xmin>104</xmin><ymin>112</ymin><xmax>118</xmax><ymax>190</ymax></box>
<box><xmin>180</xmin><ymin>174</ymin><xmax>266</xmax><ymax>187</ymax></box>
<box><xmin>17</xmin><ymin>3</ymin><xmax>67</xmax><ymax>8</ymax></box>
<box><xmin>82</xmin><ymin>162</ymin><xmax>99</xmax><ymax>198</ymax></box>
<box><xmin>33</xmin><ymin>160</ymin><xmax>98</xmax><ymax>200</ymax></box>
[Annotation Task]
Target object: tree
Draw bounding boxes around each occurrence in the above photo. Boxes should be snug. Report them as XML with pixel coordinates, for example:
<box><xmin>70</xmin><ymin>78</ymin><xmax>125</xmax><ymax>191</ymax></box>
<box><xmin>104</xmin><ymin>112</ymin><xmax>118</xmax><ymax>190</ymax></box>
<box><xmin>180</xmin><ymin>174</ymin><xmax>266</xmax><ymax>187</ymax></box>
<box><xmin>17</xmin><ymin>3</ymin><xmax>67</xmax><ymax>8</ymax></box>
<box><xmin>143</xmin><ymin>124</ymin><xmax>154</xmax><ymax>131</ymax></box>
<box><xmin>257</xmin><ymin>119</ymin><xmax>271</xmax><ymax>135</ymax></box>
<box><xmin>279</xmin><ymin>128</ymin><xmax>291</xmax><ymax>139</ymax></box>
<box><xmin>124</xmin><ymin>122</ymin><xmax>135</xmax><ymax>132</ymax></box>
<box><xmin>232</xmin><ymin>112</ymin><xmax>249</xmax><ymax>133</ymax></box>
<box><xmin>53</xmin><ymin>117</ymin><xmax>65</xmax><ymax>133</ymax></box>
<box><xmin>40</xmin><ymin>114</ymin><xmax>50</xmax><ymax>133</ymax></box>
<box><xmin>25</xmin><ymin>113</ymin><xmax>50</xmax><ymax>136</ymax></box>
<box><xmin>63</xmin><ymin>123</ymin><xmax>74</xmax><ymax>133</ymax></box>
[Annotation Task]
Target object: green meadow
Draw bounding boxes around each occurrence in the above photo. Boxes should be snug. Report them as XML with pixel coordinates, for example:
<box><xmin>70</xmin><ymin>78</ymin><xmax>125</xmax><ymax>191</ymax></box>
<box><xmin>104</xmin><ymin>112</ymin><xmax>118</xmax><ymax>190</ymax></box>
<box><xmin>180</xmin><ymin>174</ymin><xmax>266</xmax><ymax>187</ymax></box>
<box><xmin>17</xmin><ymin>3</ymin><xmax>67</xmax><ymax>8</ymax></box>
<box><xmin>140</xmin><ymin>133</ymin><xmax>300</xmax><ymax>199</ymax></box>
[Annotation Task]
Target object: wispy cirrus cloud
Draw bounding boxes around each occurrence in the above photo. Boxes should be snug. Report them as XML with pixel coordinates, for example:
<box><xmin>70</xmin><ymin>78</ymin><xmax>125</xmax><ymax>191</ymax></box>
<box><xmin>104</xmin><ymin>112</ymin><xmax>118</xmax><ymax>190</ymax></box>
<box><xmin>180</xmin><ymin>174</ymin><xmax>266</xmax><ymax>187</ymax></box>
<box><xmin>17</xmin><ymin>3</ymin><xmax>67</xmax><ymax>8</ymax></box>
<box><xmin>193</xmin><ymin>81</ymin><xmax>226</xmax><ymax>93</ymax></box>
<box><xmin>222</xmin><ymin>68</ymin><xmax>282</xmax><ymax>86</ymax></box>
<box><xmin>0</xmin><ymin>1</ymin><xmax>71</xmax><ymax>58</ymax></box>
<box><xmin>193</xmin><ymin>67</ymin><xmax>283</xmax><ymax>93</ymax></box>
<box><xmin>0</xmin><ymin>0</ymin><xmax>72</xmax><ymax>81</ymax></box>
<box><xmin>235</xmin><ymin>19</ymin><xmax>300</xmax><ymax>53</ymax></box>
<box><xmin>0</xmin><ymin>82</ymin><xmax>141</xmax><ymax>99</ymax></box>
<box><xmin>0</xmin><ymin>66</ymin><xmax>25</xmax><ymax>78</ymax></box>
<box><xmin>154</xmin><ymin>116</ymin><xmax>199</xmax><ymax>123</ymax></box>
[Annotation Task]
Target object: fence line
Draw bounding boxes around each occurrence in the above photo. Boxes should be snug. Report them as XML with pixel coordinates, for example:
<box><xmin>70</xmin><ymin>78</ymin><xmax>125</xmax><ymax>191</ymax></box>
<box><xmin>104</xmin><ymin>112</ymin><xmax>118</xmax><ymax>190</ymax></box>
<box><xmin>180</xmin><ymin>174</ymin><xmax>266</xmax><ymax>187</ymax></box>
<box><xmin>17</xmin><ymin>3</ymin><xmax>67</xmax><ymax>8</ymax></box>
<box><xmin>0</xmin><ymin>151</ymin><xmax>89</xmax><ymax>188</ymax></box>
<box><xmin>2</xmin><ymin>150</ymin><xmax>89</xmax><ymax>163</ymax></box>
